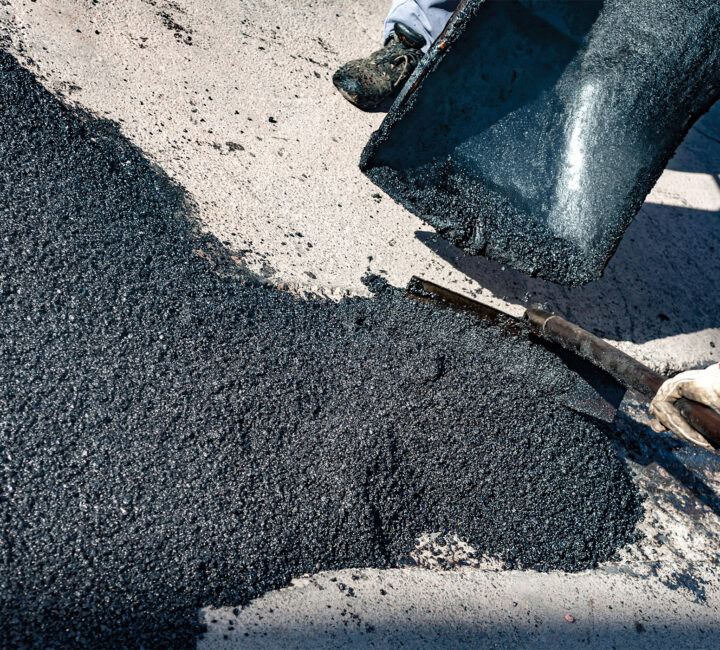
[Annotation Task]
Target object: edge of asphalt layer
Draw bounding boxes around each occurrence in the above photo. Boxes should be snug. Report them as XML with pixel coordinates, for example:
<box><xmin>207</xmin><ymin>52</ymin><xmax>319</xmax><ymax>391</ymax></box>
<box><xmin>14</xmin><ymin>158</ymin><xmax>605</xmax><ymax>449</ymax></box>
<box><xmin>360</xmin><ymin>0</ymin><xmax>720</xmax><ymax>286</ymax></box>
<box><xmin>0</xmin><ymin>49</ymin><xmax>643</xmax><ymax>647</ymax></box>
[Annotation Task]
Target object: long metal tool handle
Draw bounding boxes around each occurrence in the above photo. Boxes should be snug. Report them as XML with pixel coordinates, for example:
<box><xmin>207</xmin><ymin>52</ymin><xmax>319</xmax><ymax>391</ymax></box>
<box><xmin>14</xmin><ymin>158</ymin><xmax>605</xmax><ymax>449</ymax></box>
<box><xmin>526</xmin><ymin>307</ymin><xmax>720</xmax><ymax>448</ymax></box>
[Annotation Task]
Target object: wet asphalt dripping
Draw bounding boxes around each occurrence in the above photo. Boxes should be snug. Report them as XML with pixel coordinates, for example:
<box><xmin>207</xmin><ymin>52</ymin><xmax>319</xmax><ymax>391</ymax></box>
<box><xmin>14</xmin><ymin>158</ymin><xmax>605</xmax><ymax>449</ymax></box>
<box><xmin>0</xmin><ymin>50</ymin><xmax>642</xmax><ymax>648</ymax></box>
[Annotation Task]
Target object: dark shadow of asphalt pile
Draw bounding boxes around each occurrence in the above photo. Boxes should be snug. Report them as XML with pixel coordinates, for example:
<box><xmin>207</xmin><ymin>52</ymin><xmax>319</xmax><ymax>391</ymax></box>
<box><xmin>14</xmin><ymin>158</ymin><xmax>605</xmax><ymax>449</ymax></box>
<box><xmin>0</xmin><ymin>50</ymin><xmax>642</xmax><ymax>648</ymax></box>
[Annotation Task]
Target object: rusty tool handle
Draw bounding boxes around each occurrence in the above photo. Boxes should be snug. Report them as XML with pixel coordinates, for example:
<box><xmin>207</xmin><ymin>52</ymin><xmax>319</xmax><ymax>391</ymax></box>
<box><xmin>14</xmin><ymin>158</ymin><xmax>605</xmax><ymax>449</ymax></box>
<box><xmin>526</xmin><ymin>307</ymin><xmax>720</xmax><ymax>449</ymax></box>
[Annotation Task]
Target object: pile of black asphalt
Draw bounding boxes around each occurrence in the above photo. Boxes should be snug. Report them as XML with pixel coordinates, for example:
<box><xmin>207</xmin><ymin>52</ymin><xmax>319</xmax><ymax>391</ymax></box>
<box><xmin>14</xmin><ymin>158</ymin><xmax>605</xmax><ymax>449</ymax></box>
<box><xmin>0</xmin><ymin>50</ymin><xmax>642</xmax><ymax>648</ymax></box>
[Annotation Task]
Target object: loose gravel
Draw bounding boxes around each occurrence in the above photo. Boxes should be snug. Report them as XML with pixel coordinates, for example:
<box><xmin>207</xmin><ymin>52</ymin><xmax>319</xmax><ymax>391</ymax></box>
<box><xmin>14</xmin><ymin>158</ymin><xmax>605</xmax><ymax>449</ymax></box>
<box><xmin>0</xmin><ymin>50</ymin><xmax>642</xmax><ymax>648</ymax></box>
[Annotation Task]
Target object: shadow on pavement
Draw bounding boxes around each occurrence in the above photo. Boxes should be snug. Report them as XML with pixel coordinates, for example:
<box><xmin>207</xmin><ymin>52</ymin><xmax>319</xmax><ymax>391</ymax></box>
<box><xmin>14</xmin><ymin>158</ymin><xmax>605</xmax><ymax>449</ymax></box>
<box><xmin>199</xmin><ymin>615</ymin><xmax>720</xmax><ymax>649</ymax></box>
<box><xmin>416</xmin><ymin>200</ymin><xmax>719</xmax><ymax>344</ymax></box>
<box><xmin>613</xmin><ymin>414</ymin><xmax>720</xmax><ymax>520</ymax></box>
<box><xmin>414</xmin><ymin>102</ymin><xmax>720</xmax><ymax>346</ymax></box>
<box><xmin>665</xmin><ymin>102</ymin><xmax>720</xmax><ymax>174</ymax></box>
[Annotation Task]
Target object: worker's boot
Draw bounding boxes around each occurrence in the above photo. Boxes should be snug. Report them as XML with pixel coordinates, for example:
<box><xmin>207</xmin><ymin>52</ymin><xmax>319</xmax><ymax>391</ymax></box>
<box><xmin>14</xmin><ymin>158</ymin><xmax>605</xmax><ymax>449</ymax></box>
<box><xmin>333</xmin><ymin>23</ymin><xmax>426</xmax><ymax>111</ymax></box>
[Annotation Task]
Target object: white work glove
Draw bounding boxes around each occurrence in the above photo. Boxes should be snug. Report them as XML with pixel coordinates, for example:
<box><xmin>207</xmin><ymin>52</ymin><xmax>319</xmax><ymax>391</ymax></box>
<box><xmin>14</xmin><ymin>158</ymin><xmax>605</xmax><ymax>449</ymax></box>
<box><xmin>649</xmin><ymin>363</ymin><xmax>720</xmax><ymax>450</ymax></box>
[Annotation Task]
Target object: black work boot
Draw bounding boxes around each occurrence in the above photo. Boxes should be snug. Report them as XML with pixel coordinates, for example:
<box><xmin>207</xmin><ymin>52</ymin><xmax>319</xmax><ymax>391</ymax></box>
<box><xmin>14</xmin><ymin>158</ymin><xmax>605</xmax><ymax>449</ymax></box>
<box><xmin>333</xmin><ymin>23</ymin><xmax>426</xmax><ymax>110</ymax></box>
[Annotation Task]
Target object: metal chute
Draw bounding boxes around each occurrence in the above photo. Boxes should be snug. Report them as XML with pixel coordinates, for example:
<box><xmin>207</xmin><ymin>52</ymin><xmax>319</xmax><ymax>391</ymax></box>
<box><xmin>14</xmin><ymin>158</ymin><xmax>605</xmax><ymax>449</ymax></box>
<box><xmin>361</xmin><ymin>0</ymin><xmax>720</xmax><ymax>285</ymax></box>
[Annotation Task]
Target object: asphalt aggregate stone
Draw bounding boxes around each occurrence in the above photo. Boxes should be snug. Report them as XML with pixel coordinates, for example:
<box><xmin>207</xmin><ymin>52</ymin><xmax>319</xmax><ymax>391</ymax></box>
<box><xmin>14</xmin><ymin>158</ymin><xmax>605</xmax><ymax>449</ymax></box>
<box><xmin>0</xmin><ymin>50</ymin><xmax>642</xmax><ymax>648</ymax></box>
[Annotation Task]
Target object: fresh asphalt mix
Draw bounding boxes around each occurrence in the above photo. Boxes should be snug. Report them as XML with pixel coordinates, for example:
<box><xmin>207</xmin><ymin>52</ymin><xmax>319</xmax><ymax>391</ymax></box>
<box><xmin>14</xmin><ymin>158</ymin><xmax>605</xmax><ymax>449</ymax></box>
<box><xmin>0</xmin><ymin>50</ymin><xmax>642</xmax><ymax>647</ymax></box>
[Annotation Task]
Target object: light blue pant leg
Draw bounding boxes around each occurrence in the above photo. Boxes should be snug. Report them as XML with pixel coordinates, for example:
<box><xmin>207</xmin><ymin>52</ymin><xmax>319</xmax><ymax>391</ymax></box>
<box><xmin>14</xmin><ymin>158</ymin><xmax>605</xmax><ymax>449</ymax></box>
<box><xmin>384</xmin><ymin>0</ymin><xmax>460</xmax><ymax>52</ymax></box>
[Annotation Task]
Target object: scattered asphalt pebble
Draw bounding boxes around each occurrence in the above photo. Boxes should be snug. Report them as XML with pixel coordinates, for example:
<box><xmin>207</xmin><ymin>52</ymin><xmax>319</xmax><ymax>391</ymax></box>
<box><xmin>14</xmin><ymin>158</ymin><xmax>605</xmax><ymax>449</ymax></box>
<box><xmin>0</xmin><ymin>50</ymin><xmax>643</xmax><ymax>648</ymax></box>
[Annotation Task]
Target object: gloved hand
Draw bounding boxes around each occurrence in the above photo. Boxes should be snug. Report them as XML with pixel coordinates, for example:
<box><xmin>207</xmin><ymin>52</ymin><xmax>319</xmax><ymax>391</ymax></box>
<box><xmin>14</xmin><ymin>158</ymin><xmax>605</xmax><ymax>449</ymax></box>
<box><xmin>649</xmin><ymin>363</ymin><xmax>720</xmax><ymax>450</ymax></box>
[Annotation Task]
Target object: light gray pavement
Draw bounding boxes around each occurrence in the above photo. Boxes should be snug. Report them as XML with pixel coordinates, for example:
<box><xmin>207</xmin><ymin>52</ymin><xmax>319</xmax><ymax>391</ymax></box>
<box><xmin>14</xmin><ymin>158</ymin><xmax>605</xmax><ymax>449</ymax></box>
<box><xmin>201</xmin><ymin>568</ymin><xmax>719</xmax><ymax>649</ymax></box>
<box><xmin>1</xmin><ymin>1</ymin><xmax>719</xmax><ymax>647</ymax></box>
